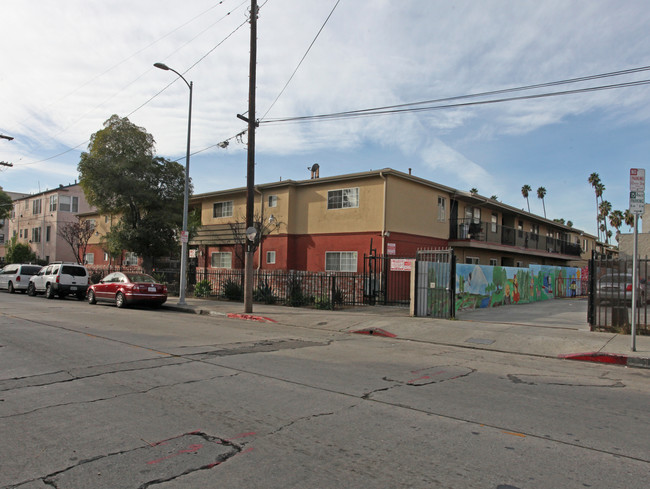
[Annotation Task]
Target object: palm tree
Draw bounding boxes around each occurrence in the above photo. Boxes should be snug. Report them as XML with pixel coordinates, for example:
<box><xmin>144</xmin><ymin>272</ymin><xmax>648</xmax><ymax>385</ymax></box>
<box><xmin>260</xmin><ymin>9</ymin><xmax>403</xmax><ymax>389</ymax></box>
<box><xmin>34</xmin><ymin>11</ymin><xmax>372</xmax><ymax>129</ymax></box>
<box><xmin>490</xmin><ymin>195</ymin><xmax>498</xmax><ymax>201</ymax></box>
<box><xmin>537</xmin><ymin>186</ymin><xmax>547</xmax><ymax>218</ymax></box>
<box><xmin>588</xmin><ymin>173</ymin><xmax>602</xmax><ymax>240</ymax></box>
<box><xmin>624</xmin><ymin>209</ymin><xmax>636</xmax><ymax>229</ymax></box>
<box><xmin>521</xmin><ymin>184</ymin><xmax>532</xmax><ymax>212</ymax></box>
<box><xmin>599</xmin><ymin>200</ymin><xmax>612</xmax><ymax>243</ymax></box>
<box><xmin>609</xmin><ymin>209</ymin><xmax>623</xmax><ymax>242</ymax></box>
<box><xmin>567</xmin><ymin>220</ymin><xmax>573</xmax><ymax>228</ymax></box>
<box><xmin>469</xmin><ymin>188</ymin><xmax>478</xmax><ymax>195</ymax></box>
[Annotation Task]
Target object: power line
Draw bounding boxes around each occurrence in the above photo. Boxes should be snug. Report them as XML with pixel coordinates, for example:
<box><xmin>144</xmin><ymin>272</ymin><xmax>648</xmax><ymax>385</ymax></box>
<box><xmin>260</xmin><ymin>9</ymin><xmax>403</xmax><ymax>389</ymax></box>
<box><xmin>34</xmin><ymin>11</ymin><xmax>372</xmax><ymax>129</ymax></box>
<box><xmin>260</xmin><ymin>65</ymin><xmax>650</xmax><ymax>124</ymax></box>
<box><xmin>261</xmin><ymin>0</ymin><xmax>342</xmax><ymax>120</ymax></box>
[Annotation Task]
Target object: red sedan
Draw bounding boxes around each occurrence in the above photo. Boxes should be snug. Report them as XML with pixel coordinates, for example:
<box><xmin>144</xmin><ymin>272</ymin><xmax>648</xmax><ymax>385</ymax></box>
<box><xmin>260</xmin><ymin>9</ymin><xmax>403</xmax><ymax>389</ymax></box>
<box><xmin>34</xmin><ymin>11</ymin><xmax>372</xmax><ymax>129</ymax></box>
<box><xmin>87</xmin><ymin>272</ymin><xmax>167</xmax><ymax>308</ymax></box>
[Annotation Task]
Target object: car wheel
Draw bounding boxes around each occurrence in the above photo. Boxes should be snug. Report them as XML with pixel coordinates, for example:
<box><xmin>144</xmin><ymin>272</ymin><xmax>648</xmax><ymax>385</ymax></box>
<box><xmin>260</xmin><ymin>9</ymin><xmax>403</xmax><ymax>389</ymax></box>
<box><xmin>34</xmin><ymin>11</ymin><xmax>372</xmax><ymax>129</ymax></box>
<box><xmin>8</xmin><ymin>282</ymin><xmax>15</xmax><ymax>294</ymax></box>
<box><xmin>27</xmin><ymin>283</ymin><xmax>36</xmax><ymax>296</ymax></box>
<box><xmin>115</xmin><ymin>292</ymin><xmax>126</xmax><ymax>308</ymax></box>
<box><xmin>87</xmin><ymin>290</ymin><xmax>97</xmax><ymax>304</ymax></box>
<box><xmin>45</xmin><ymin>284</ymin><xmax>54</xmax><ymax>299</ymax></box>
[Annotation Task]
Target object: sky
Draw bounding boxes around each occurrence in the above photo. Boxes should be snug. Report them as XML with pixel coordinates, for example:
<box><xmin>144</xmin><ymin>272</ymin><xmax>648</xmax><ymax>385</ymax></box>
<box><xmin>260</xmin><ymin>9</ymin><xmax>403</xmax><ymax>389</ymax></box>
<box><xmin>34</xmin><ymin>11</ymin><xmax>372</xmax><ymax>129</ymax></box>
<box><xmin>2</xmin><ymin>0</ymin><xmax>650</xmax><ymax>240</ymax></box>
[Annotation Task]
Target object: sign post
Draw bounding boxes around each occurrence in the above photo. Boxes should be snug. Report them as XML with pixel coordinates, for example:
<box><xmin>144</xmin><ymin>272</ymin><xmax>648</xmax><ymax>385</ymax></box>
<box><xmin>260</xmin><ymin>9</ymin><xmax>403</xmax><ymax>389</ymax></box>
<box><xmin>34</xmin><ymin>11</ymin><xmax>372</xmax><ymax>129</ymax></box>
<box><xmin>629</xmin><ymin>168</ymin><xmax>645</xmax><ymax>352</ymax></box>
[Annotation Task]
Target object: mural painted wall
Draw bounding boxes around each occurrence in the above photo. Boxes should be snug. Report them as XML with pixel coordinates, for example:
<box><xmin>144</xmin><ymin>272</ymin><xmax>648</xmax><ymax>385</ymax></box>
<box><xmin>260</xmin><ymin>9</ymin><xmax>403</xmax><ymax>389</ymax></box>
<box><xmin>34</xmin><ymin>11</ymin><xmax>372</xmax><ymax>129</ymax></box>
<box><xmin>455</xmin><ymin>264</ymin><xmax>581</xmax><ymax>312</ymax></box>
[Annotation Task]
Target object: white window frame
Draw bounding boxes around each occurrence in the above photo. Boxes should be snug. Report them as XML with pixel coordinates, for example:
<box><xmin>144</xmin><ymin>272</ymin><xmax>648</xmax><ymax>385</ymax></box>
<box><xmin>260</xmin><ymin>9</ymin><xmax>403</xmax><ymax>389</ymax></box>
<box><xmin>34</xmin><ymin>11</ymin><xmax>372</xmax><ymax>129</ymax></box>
<box><xmin>85</xmin><ymin>253</ymin><xmax>94</xmax><ymax>265</ymax></box>
<box><xmin>32</xmin><ymin>199</ymin><xmax>42</xmax><ymax>215</ymax></box>
<box><xmin>49</xmin><ymin>195</ymin><xmax>57</xmax><ymax>212</ymax></box>
<box><xmin>489</xmin><ymin>258</ymin><xmax>498</xmax><ymax>266</ymax></box>
<box><xmin>124</xmin><ymin>252</ymin><xmax>138</xmax><ymax>266</ymax></box>
<box><xmin>268</xmin><ymin>195</ymin><xmax>278</xmax><ymax>208</ymax></box>
<box><xmin>104</xmin><ymin>252</ymin><xmax>109</xmax><ymax>261</ymax></box>
<box><xmin>491</xmin><ymin>213</ymin><xmax>498</xmax><ymax>233</ymax></box>
<box><xmin>213</xmin><ymin>201</ymin><xmax>233</xmax><ymax>218</ymax></box>
<box><xmin>465</xmin><ymin>256</ymin><xmax>479</xmax><ymax>265</ymax></box>
<box><xmin>211</xmin><ymin>251</ymin><xmax>232</xmax><ymax>269</ymax></box>
<box><xmin>31</xmin><ymin>227</ymin><xmax>41</xmax><ymax>243</ymax></box>
<box><xmin>325</xmin><ymin>251</ymin><xmax>357</xmax><ymax>272</ymax></box>
<box><xmin>437</xmin><ymin>196</ymin><xmax>446</xmax><ymax>222</ymax></box>
<box><xmin>266</xmin><ymin>250</ymin><xmax>276</xmax><ymax>264</ymax></box>
<box><xmin>327</xmin><ymin>188</ymin><xmax>359</xmax><ymax>210</ymax></box>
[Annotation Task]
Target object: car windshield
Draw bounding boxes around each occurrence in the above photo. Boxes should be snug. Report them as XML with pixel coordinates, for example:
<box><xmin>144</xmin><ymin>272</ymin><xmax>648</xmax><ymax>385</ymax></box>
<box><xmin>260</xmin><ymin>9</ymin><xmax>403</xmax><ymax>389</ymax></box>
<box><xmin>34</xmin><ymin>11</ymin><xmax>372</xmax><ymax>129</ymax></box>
<box><xmin>125</xmin><ymin>273</ymin><xmax>157</xmax><ymax>284</ymax></box>
<box><xmin>22</xmin><ymin>266</ymin><xmax>42</xmax><ymax>275</ymax></box>
<box><xmin>61</xmin><ymin>266</ymin><xmax>87</xmax><ymax>277</ymax></box>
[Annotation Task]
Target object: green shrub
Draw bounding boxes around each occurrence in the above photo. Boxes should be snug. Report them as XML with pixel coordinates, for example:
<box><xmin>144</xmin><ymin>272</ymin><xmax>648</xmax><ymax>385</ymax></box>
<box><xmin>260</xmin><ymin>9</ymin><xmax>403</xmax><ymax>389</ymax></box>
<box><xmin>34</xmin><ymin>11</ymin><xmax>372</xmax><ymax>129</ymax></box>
<box><xmin>254</xmin><ymin>280</ymin><xmax>276</xmax><ymax>304</ymax></box>
<box><xmin>89</xmin><ymin>271</ymin><xmax>104</xmax><ymax>285</ymax></box>
<box><xmin>332</xmin><ymin>287</ymin><xmax>345</xmax><ymax>306</ymax></box>
<box><xmin>287</xmin><ymin>275</ymin><xmax>306</xmax><ymax>307</ymax></box>
<box><xmin>194</xmin><ymin>279</ymin><xmax>212</xmax><ymax>298</ymax></box>
<box><xmin>314</xmin><ymin>295</ymin><xmax>331</xmax><ymax>310</ymax></box>
<box><xmin>222</xmin><ymin>279</ymin><xmax>243</xmax><ymax>301</ymax></box>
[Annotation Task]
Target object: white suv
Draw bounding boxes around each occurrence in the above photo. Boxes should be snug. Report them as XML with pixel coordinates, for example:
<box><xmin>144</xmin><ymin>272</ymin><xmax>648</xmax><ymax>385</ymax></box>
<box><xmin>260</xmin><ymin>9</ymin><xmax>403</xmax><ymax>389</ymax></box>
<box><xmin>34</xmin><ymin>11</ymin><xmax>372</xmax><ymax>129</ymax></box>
<box><xmin>28</xmin><ymin>262</ymin><xmax>89</xmax><ymax>300</ymax></box>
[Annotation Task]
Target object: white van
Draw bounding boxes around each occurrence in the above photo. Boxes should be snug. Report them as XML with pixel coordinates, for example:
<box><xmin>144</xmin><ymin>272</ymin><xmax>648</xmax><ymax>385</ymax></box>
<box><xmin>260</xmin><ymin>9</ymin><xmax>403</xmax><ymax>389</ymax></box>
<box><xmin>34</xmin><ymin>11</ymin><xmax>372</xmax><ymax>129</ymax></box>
<box><xmin>0</xmin><ymin>264</ymin><xmax>43</xmax><ymax>293</ymax></box>
<box><xmin>28</xmin><ymin>262</ymin><xmax>89</xmax><ymax>299</ymax></box>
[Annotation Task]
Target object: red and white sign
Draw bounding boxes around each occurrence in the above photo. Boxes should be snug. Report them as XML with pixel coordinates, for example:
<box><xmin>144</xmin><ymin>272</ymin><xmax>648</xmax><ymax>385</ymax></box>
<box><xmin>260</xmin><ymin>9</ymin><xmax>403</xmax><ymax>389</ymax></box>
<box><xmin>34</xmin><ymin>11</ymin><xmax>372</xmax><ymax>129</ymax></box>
<box><xmin>180</xmin><ymin>231</ymin><xmax>189</xmax><ymax>243</ymax></box>
<box><xmin>390</xmin><ymin>259</ymin><xmax>414</xmax><ymax>272</ymax></box>
<box><xmin>386</xmin><ymin>242</ymin><xmax>396</xmax><ymax>255</ymax></box>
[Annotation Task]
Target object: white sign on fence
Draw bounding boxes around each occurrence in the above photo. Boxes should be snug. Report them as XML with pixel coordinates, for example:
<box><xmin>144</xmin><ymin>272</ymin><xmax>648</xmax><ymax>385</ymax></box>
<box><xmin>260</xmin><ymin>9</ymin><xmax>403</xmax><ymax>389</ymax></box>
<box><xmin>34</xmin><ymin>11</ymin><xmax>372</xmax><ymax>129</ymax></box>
<box><xmin>629</xmin><ymin>169</ymin><xmax>645</xmax><ymax>215</ymax></box>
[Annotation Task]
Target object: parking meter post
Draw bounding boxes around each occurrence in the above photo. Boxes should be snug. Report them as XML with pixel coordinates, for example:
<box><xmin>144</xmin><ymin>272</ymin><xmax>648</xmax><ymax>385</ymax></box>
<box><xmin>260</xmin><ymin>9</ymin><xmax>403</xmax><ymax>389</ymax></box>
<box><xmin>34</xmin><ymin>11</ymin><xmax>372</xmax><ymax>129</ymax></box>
<box><xmin>632</xmin><ymin>214</ymin><xmax>639</xmax><ymax>351</ymax></box>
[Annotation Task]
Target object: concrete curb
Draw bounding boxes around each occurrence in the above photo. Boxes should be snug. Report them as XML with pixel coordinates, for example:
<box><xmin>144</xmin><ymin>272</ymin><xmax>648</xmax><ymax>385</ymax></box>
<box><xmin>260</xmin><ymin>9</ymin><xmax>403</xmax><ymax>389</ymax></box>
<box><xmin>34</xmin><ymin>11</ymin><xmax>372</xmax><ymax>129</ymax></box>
<box><xmin>559</xmin><ymin>352</ymin><xmax>650</xmax><ymax>369</ymax></box>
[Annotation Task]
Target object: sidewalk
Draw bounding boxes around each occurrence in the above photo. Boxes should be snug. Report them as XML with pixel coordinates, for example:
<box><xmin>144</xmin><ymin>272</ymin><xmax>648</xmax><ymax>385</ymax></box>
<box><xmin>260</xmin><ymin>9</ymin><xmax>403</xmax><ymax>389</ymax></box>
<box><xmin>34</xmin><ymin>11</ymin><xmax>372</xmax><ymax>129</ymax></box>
<box><xmin>163</xmin><ymin>297</ymin><xmax>650</xmax><ymax>370</ymax></box>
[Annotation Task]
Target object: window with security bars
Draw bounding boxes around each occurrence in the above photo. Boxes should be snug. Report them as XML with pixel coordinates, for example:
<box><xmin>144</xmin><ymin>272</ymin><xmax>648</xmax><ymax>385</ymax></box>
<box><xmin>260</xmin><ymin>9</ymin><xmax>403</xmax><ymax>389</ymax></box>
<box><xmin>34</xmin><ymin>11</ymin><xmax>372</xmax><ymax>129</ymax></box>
<box><xmin>213</xmin><ymin>201</ymin><xmax>233</xmax><ymax>218</ymax></box>
<box><xmin>325</xmin><ymin>251</ymin><xmax>357</xmax><ymax>272</ymax></box>
<box><xmin>437</xmin><ymin>196</ymin><xmax>446</xmax><ymax>221</ymax></box>
<box><xmin>211</xmin><ymin>252</ymin><xmax>232</xmax><ymax>269</ymax></box>
<box><xmin>327</xmin><ymin>188</ymin><xmax>359</xmax><ymax>209</ymax></box>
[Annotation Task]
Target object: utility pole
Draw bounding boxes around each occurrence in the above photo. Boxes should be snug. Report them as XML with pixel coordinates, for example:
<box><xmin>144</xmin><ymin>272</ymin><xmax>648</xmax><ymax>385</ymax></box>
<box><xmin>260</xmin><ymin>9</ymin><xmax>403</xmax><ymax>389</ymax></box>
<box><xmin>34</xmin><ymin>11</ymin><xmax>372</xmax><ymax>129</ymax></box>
<box><xmin>243</xmin><ymin>0</ymin><xmax>258</xmax><ymax>313</ymax></box>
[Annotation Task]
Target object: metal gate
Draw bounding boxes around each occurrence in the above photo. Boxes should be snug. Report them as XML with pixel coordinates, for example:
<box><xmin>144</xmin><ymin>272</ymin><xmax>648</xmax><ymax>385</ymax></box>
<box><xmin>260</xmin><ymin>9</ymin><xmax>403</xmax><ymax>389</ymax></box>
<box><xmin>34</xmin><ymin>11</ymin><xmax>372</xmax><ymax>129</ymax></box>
<box><xmin>363</xmin><ymin>254</ymin><xmax>414</xmax><ymax>306</ymax></box>
<box><xmin>588</xmin><ymin>253</ymin><xmax>649</xmax><ymax>333</ymax></box>
<box><xmin>414</xmin><ymin>248</ymin><xmax>456</xmax><ymax>318</ymax></box>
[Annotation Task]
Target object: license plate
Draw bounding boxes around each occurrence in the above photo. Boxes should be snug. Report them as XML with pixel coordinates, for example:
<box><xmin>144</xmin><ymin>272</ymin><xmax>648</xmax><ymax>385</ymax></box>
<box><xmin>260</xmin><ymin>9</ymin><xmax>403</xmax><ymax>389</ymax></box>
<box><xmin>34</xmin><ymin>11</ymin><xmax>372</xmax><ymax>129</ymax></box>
<box><xmin>70</xmin><ymin>286</ymin><xmax>77</xmax><ymax>291</ymax></box>
<box><xmin>148</xmin><ymin>287</ymin><xmax>156</xmax><ymax>292</ymax></box>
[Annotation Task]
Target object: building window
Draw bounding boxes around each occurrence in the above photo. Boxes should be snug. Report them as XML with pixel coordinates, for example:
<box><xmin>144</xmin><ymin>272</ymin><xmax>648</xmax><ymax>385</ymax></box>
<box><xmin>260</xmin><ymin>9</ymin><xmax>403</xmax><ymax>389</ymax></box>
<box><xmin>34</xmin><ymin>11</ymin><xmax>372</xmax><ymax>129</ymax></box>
<box><xmin>266</xmin><ymin>251</ymin><xmax>276</xmax><ymax>264</ymax></box>
<box><xmin>0</xmin><ymin>234</ymin><xmax>4</xmax><ymax>244</ymax></box>
<box><xmin>105</xmin><ymin>215</ymin><xmax>110</xmax><ymax>223</ymax></box>
<box><xmin>31</xmin><ymin>227</ymin><xmax>41</xmax><ymax>243</ymax></box>
<box><xmin>32</xmin><ymin>199</ymin><xmax>42</xmax><ymax>215</ymax></box>
<box><xmin>268</xmin><ymin>195</ymin><xmax>278</xmax><ymax>208</ymax></box>
<box><xmin>46</xmin><ymin>226</ymin><xmax>51</xmax><ymax>242</ymax></box>
<box><xmin>327</xmin><ymin>188</ymin><xmax>359</xmax><ymax>209</ymax></box>
<box><xmin>465</xmin><ymin>206</ymin><xmax>481</xmax><ymax>223</ymax></box>
<box><xmin>211</xmin><ymin>252</ymin><xmax>232</xmax><ymax>269</ymax></box>
<box><xmin>104</xmin><ymin>252</ymin><xmax>109</xmax><ymax>261</ymax></box>
<box><xmin>124</xmin><ymin>252</ymin><xmax>138</xmax><ymax>266</ymax></box>
<box><xmin>465</xmin><ymin>256</ymin><xmax>479</xmax><ymax>265</ymax></box>
<box><xmin>59</xmin><ymin>195</ymin><xmax>79</xmax><ymax>212</ymax></box>
<box><xmin>517</xmin><ymin>220</ymin><xmax>524</xmax><ymax>238</ymax></box>
<box><xmin>491</xmin><ymin>213</ymin><xmax>498</xmax><ymax>233</ymax></box>
<box><xmin>582</xmin><ymin>239</ymin><xmax>588</xmax><ymax>252</ymax></box>
<box><xmin>213</xmin><ymin>201</ymin><xmax>233</xmax><ymax>218</ymax></box>
<box><xmin>85</xmin><ymin>253</ymin><xmax>94</xmax><ymax>265</ymax></box>
<box><xmin>531</xmin><ymin>223</ymin><xmax>539</xmax><ymax>235</ymax></box>
<box><xmin>516</xmin><ymin>261</ymin><xmax>524</xmax><ymax>267</ymax></box>
<box><xmin>19</xmin><ymin>229</ymin><xmax>22</xmax><ymax>238</ymax></box>
<box><xmin>489</xmin><ymin>258</ymin><xmax>498</xmax><ymax>266</ymax></box>
<box><xmin>437</xmin><ymin>196</ymin><xmax>446</xmax><ymax>222</ymax></box>
<box><xmin>49</xmin><ymin>195</ymin><xmax>57</xmax><ymax>212</ymax></box>
<box><xmin>87</xmin><ymin>219</ymin><xmax>96</xmax><ymax>230</ymax></box>
<box><xmin>325</xmin><ymin>251</ymin><xmax>357</xmax><ymax>272</ymax></box>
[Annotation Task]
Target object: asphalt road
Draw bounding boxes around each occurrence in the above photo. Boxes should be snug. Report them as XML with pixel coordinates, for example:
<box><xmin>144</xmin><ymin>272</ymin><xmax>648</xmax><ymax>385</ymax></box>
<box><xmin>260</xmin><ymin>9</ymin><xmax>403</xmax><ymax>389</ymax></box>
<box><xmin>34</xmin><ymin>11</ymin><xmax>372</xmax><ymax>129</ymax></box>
<box><xmin>1</xmin><ymin>293</ymin><xmax>648</xmax><ymax>489</ymax></box>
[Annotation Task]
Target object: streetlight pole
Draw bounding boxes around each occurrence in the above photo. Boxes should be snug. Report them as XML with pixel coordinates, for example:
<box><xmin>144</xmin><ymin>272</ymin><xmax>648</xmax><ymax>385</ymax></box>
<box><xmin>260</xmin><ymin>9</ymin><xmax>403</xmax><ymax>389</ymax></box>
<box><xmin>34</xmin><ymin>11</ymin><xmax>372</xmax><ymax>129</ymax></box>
<box><xmin>154</xmin><ymin>62</ymin><xmax>192</xmax><ymax>305</ymax></box>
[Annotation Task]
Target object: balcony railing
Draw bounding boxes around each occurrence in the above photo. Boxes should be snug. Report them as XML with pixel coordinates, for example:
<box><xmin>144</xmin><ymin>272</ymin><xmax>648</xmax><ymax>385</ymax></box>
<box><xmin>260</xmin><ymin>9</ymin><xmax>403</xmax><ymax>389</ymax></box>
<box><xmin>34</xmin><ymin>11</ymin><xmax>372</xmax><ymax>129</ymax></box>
<box><xmin>450</xmin><ymin>218</ymin><xmax>582</xmax><ymax>257</ymax></box>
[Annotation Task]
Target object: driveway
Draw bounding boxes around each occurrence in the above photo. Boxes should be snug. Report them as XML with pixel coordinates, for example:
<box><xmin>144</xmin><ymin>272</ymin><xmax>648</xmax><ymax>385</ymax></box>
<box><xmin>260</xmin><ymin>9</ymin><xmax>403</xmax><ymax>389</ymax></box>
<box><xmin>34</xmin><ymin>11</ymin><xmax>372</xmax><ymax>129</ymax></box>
<box><xmin>456</xmin><ymin>298</ymin><xmax>589</xmax><ymax>330</ymax></box>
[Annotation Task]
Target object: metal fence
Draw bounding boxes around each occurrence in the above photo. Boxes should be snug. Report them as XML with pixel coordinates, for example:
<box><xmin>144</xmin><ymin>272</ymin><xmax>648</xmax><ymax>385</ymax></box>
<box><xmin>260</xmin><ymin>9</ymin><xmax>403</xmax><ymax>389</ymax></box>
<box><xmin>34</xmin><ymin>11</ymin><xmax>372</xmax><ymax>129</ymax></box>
<box><xmin>588</xmin><ymin>254</ymin><xmax>649</xmax><ymax>334</ymax></box>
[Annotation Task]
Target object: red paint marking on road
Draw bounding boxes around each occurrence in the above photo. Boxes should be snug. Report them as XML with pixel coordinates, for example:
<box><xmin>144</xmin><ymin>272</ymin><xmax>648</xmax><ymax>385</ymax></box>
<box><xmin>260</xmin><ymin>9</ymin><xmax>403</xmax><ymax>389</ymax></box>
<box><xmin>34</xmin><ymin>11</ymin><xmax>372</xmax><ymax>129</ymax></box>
<box><xmin>352</xmin><ymin>328</ymin><xmax>397</xmax><ymax>338</ymax></box>
<box><xmin>146</xmin><ymin>444</ymin><xmax>203</xmax><ymax>465</ymax></box>
<box><xmin>407</xmin><ymin>375</ymin><xmax>431</xmax><ymax>384</ymax></box>
<box><xmin>225</xmin><ymin>432</ymin><xmax>256</xmax><ymax>441</ymax></box>
<box><xmin>559</xmin><ymin>352</ymin><xmax>628</xmax><ymax>365</ymax></box>
<box><xmin>227</xmin><ymin>313</ymin><xmax>277</xmax><ymax>323</ymax></box>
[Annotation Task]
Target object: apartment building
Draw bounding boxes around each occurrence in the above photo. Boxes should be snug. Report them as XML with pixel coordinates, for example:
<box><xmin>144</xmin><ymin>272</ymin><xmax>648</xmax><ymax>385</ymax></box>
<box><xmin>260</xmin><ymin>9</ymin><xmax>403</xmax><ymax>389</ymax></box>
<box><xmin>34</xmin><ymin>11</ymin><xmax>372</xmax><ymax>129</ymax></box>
<box><xmin>189</xmin><ymin>168</ymin><xmax>595</xmax><ymax>273</ymax></box>
<box><xmin>6</xmin><ymin>184</ymin><xmax>94</xmax><ymax>263</ymax></box>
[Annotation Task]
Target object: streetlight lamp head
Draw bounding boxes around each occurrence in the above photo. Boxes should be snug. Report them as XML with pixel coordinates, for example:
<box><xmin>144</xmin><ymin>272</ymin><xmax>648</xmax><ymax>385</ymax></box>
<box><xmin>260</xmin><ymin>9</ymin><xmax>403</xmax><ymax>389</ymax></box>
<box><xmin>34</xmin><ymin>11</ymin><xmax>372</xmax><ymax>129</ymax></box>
<box><xmin>154</xmin><ymin>62</ymin><xmax>170</xmax><ymax>71</ymax></box>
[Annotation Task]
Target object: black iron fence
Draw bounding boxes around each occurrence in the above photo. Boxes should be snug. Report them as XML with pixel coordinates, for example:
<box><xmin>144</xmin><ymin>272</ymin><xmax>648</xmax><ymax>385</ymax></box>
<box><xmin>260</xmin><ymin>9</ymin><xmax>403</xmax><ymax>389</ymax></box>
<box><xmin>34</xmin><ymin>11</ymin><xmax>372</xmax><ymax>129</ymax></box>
<box><xmin>588</xmin><ymin>254</ymin><xmax>649</xmax><ymax>334</ymax></box>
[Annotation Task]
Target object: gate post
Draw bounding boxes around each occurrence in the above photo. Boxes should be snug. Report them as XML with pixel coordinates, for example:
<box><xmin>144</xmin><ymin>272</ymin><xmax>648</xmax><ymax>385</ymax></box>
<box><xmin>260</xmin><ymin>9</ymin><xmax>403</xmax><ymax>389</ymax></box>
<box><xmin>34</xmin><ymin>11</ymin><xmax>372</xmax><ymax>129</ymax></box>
<box><xmin>450</xmin><ymin>251</ymin><xmax>456</xmax><ymax>319</ymax></box>
<box><xmin>587</xmin><ymin>249</ymin><xmax>595</xmax><ymax>328</ymax></box>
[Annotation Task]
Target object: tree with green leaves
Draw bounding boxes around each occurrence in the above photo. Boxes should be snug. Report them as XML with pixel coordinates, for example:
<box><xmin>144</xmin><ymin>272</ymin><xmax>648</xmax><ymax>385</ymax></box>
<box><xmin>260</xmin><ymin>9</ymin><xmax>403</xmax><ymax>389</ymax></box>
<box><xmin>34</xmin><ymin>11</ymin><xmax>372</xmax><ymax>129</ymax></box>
<box><xmin>0</xmin><ymin>188</ymin><xmax>13</xmax><ymax>221</ymax></box>
<box><xmin>588</xmin><ymin>173</ymin><xmax>603</xmax><ymax>240</ymax></box>
<box><xmin>469</xmin><ymin>188</ymin><xmax>478</xmax><ymax>195</ymax></box>
<box><xmin>537</xmin><ymin>186</ymin><xmax>547</xmax><ymax>218</ymax></box>
<box><xmin>609</xmin><ymin>209</ymin><xmax>623</xmax><ymax>242</ymax></box>
<box><xmin>599</xmin><ymin>200</ymin><xmax>612</xmax><ymax>243</ymax></box>
<box><xmin>4</xmin><ymin>236</ymin><xmax>37</xmax><ymax>264</ymax></box>
<box><xmin>77</xmin><ymin>115</ymin><xmax>187</xmax><ymax>272</ymax></box>
<box><xmin>521</xmin><ymin>184</ymin><xmax>532</xmax><ymax>213</ymax></box>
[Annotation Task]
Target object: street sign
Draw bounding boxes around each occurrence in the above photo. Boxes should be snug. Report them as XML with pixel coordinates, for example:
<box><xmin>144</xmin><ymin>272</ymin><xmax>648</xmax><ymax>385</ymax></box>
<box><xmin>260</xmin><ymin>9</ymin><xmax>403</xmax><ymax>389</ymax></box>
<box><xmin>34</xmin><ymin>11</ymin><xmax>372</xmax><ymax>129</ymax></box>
<box><xmin>180</xmin><ymin>231</ymin><xmax>189</xmax><ymax>243</ymax></box>
<box><xmin>630</xmin><ymin>169</ymin><xmax>646</xmax><ymax>215</ymax></box>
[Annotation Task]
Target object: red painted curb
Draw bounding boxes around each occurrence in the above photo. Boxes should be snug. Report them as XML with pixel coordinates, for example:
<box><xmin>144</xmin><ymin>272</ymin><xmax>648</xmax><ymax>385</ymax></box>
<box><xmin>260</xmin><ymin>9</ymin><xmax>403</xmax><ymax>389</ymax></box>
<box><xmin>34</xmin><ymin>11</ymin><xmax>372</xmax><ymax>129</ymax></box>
<box><xmin>352</xmin><ymin>328</ymin><xmax>397</xmax><ymax>338</ymax></box>
<box><xmin>226</xmin><ymin>313</ymin><xmax>277</xmax><ymax>323</ymax></box>
<box><xmin>559</xmin><ymin>352</ymin><xmax>628</xmax><ymax>365</ymax></box>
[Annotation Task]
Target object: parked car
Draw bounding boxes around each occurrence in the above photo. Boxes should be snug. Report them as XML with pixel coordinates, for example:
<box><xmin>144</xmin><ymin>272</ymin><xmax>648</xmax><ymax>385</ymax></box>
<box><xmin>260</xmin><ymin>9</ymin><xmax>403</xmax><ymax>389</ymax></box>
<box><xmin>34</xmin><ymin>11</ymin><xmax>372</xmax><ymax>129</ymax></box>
<box><xmin>27</xmin><ymin>262</ymin><xmax>89</xmax><ymax>300</ymax></box>
<box><xmin>0</xmin><ymin>264</ymin><xmax>43</xmax><ymax>293</ymax></box>
<box><xmin>596</xmin><ymin>272</ymin><xmax>647</xmax><ymax>305</ymax></box>
<box><xmin>87</xmin><ymin>272</ymin><xmax>167</xmax><ymax>308</ymax></box>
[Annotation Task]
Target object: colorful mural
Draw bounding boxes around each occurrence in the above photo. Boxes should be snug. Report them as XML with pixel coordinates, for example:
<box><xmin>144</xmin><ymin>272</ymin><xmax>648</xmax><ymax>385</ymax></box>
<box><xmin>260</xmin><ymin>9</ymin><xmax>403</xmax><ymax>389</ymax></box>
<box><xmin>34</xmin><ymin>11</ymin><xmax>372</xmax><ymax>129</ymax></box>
<box><xmin>455</xmin><ymin>264</ymin><xmax>580</xmax><ymax>312</ymax></box>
